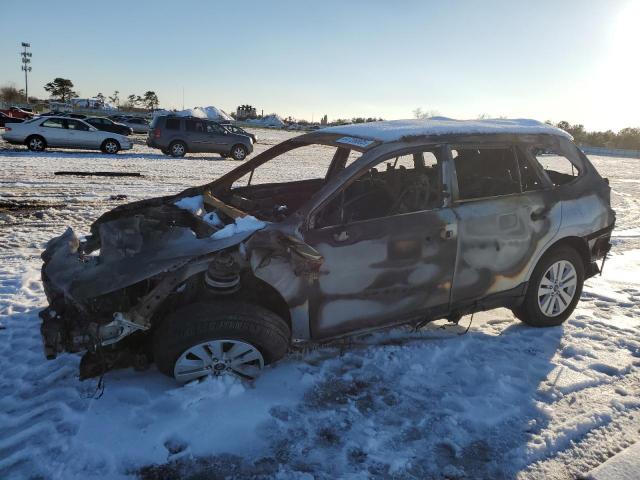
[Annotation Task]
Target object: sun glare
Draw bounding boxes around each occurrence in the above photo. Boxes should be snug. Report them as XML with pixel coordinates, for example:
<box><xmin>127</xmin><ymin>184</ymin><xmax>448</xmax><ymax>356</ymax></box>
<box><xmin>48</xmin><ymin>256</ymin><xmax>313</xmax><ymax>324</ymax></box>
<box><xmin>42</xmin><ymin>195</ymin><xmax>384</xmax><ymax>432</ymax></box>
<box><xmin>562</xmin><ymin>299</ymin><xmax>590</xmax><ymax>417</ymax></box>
<box><xmin>609</xmin><ymin>0</ymin><xmax>640</xmax><ymax>77</ymax></box>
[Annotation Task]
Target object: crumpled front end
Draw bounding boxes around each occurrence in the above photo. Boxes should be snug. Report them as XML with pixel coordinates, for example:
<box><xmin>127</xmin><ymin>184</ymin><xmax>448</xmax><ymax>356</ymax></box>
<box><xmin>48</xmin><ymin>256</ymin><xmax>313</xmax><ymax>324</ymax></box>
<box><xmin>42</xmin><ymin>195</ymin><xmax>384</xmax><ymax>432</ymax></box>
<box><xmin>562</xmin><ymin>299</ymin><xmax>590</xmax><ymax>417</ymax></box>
<box><xmin>39</xmin><ymin>193</ymin><xmax>266</xmax><ymax>373</ymax></box>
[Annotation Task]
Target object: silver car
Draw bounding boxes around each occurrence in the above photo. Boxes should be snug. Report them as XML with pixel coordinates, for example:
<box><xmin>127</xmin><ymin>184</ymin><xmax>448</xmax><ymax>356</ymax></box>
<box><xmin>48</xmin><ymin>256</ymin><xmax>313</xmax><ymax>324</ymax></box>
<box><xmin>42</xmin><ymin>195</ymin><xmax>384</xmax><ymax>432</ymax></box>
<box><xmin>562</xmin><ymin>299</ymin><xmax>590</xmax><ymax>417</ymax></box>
<box><xmin>119</xmin><ymin>117</ymin><xmax>150</xmax><ymax>134</ymax></box>
<box><xmin>1</xmin><ymin>116</ymin><xmax>133</xmax><ymax>154</ymax></box>
<box><xmin>38</xmin><ymin>118</ymin><xmax>614</xmax><ymax>382</ymax></box>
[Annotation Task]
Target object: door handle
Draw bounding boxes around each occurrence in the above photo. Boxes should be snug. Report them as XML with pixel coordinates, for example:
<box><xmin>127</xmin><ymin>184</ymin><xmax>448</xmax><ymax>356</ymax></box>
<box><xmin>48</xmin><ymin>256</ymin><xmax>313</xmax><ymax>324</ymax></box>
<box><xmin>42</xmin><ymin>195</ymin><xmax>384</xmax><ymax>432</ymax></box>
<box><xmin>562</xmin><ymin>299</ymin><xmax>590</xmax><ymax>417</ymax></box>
<box><xmin>531</xmin><ymin>207</ymin><xmax>549</xmax><ymax>221</ymax></box>
<box><xmin>440</xmin><ymin>226</ymin><xmax>455</xmax><ymax>240</ymax></box>
<box><xmin>333</xmin><ymin>230</ymin><xmax>350</xmax><ymax>242</ymax></box>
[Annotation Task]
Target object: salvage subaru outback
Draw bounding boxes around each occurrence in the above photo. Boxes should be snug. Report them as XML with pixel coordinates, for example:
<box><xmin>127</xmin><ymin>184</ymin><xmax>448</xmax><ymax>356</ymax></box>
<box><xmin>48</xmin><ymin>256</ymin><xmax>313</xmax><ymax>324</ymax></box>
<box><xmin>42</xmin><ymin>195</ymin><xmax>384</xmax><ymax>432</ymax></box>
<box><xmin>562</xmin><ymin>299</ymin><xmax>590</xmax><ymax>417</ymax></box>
<box><xmin>40</xmin><ymin>118</ymin><xmax>615</xmax><ymax>383</ymax></box>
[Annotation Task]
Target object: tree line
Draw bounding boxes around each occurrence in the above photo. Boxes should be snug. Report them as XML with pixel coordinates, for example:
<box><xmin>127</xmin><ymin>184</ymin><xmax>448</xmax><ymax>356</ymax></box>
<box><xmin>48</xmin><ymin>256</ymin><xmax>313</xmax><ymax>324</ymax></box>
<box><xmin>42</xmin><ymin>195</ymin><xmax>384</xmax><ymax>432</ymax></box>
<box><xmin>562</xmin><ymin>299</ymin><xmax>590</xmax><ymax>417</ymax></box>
<box><xmin>552</xmin><ymin>121</ymin><xmax>640</xmax><ymax>151</ymax></box>
<box><xmin>0</xmin><ymin>78</ymin><xmax>159</xmax><ymax>111</ymax></box>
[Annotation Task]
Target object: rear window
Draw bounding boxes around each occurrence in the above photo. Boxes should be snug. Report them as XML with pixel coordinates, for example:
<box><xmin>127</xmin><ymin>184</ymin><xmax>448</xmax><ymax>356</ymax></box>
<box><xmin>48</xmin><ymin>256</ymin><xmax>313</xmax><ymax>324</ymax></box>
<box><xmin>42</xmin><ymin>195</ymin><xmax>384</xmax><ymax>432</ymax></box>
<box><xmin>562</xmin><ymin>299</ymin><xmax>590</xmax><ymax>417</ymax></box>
<box><xmin>531</xmin><ymin>148</ymin><xmax>580</xmax><ymax>186</ymax></box>
<box><xmin>165</xmin><ymin>118</ymin><xmax>181</xmax><ymax>130</ymax></box>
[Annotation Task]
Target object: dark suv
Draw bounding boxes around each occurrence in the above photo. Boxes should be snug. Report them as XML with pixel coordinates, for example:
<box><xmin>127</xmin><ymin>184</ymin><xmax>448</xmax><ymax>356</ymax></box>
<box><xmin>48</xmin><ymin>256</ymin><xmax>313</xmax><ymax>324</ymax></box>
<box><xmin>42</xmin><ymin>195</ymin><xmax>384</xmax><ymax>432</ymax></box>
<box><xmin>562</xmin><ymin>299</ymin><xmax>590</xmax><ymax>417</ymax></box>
<box><xmin>147</xmin><ymin>115</ymin><xmax>254</xmax><ymax>160</ymax></box>
<box><xmin>39</xmin><ymin>118</ymin><xmax>614</xmax><ymax>384</ymax></box>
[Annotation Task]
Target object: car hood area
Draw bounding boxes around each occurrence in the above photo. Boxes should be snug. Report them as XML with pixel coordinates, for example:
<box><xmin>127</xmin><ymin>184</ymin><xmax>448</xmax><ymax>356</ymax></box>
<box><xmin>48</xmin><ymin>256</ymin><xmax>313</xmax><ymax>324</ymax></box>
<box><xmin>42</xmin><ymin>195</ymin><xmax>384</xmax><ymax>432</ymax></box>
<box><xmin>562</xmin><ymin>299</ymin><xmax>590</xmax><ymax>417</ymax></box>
<box><xmin>42</xmin><ymin>192</ymin><xmax>267</xmax><ymax>311</ymax></box>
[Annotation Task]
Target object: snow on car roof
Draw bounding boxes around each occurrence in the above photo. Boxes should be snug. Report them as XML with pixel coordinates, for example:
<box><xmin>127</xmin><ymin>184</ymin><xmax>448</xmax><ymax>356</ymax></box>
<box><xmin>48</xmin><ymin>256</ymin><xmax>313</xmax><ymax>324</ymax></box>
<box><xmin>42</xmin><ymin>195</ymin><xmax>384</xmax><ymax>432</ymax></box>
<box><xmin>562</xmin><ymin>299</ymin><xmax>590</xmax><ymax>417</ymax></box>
<box><xmin>319</xmin><ymin>117</ymin><xmax>572</xmax><ymax>143</ymax></box>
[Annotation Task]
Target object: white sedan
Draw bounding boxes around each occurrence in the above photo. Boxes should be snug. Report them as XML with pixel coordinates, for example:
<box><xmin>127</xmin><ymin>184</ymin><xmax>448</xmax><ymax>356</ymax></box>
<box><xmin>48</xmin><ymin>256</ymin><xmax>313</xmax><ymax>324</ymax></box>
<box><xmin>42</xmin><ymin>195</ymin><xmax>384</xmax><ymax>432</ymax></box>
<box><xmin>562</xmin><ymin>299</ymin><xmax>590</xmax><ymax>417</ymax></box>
<box><xmin>1</xmin><ymin>116</ymin><xmax>133</xmax><ymax>154</ymax></box>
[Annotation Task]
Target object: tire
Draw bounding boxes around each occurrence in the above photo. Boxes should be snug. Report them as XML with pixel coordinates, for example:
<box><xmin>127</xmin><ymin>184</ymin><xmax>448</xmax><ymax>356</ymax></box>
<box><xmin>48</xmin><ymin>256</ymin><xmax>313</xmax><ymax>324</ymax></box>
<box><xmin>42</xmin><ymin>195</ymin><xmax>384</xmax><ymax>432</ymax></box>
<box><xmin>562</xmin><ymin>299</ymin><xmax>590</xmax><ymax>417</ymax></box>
<box><xmin>230</xmin><ymin>144</ymin><xmax>247</xmax><ymax>161</ymax></box>
<box><xmin>169</xmin><ymin>141</ymin><xmax>187</xmax><ymax>157</ymax></box>
<box><xmin>26</xmin><ymin>135</ymin><xmax>46</xmax><ymax>152</ymax></box>
<box><xmin>513</xmin><ymin>246</ymin><xmax>584</xmax><ymax>327</ymax></box>
<box><xmin>101</xmin><ymin>139</ymin><xmax>120</xmax><ymax>154</ymax></box>
<box><xmin>153</xmin><ymin>301</ymin><xmax>290</xmax><ymax>383</ymax></box>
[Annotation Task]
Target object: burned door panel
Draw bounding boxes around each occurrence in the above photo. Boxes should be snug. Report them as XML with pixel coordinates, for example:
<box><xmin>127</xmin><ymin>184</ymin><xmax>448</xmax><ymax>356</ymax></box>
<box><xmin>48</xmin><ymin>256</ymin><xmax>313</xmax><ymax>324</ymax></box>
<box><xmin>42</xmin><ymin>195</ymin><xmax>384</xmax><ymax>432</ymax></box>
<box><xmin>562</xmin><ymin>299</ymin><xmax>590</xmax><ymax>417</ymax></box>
<box><xmin>303</xmin><ymin>208</ymin><xmax>457</xmax><ymax>339</ymax></box>
<box><xmin>451</xmin><ymin>193</ymin><xmax>561</xmax><ymax>303</ymax></box>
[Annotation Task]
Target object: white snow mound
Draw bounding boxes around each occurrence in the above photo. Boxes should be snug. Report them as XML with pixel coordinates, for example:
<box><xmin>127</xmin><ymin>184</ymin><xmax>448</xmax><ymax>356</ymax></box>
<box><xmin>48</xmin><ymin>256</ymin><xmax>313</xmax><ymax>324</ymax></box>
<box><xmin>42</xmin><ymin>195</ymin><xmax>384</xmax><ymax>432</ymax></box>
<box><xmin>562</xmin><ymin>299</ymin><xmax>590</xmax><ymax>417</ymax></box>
<box><xmin>154</xmin><ymin>106</ymin><xmax>233</xmax><ymax>122</ymax></box>
<box><xmin>246</xmin><ymin>114</ymin><xmax>285</xmax><ymax>128</ymax></box>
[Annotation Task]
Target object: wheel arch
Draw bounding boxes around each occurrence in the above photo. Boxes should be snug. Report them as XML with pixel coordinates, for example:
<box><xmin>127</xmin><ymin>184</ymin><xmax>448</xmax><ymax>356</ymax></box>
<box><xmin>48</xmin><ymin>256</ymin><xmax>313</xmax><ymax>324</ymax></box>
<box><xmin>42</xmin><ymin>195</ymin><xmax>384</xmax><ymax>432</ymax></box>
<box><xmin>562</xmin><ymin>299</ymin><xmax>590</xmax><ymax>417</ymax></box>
<box><xmin>529</xmin><ymin>235</ymin><xmax>590</xmax><ymax>279</ymax></box>
<box><xmin>234</xmin><ymin>272</ymin><xmax>292</xmax><ymax>332</ymax></box>
<box><xmin>102</xmin><ymin>137</ymin><xmax>121</xmax><ymax>147</ymax></box>
<box><xmin>25</xmin><ymin>134</ymin><xmax>46</xmax><ymax>147</ymax></box>
<box><xmin>150</xmin><ymin>270</ymin><xmax>292</xmax><ymax>334</ymax></box>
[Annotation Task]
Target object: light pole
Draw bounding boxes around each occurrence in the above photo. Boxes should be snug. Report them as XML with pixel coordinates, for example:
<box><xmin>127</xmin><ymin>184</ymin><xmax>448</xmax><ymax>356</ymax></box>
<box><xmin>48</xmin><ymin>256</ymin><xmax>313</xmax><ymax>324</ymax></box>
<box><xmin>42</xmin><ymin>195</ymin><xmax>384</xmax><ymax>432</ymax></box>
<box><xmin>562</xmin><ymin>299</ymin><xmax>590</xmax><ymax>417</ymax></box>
<box><xmin>21</xmin><ymin>42</ymin><xmax>32</xmax><ymax>104</ymax></box>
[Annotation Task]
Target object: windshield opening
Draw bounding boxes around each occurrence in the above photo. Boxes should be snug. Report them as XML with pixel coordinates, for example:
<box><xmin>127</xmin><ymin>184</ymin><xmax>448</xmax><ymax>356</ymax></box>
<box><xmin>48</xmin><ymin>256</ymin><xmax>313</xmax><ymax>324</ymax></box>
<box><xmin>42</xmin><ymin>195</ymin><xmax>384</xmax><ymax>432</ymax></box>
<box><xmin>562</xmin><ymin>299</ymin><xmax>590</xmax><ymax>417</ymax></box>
<box><xmin>221</xmin><ymin>142</ymin><xmax>361</xmax><ymax>222</ymax></box>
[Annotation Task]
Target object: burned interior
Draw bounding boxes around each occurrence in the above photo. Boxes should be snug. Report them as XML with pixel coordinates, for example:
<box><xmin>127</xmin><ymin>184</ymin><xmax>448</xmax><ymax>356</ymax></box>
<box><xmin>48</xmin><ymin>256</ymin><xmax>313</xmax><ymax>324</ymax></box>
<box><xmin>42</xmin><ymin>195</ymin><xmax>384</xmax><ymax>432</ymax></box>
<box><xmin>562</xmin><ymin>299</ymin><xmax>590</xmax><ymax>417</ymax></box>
<box><xmin>38</xmin><ymin>119</ymin><xmax>615</xmax><ymax>382</ymax></box>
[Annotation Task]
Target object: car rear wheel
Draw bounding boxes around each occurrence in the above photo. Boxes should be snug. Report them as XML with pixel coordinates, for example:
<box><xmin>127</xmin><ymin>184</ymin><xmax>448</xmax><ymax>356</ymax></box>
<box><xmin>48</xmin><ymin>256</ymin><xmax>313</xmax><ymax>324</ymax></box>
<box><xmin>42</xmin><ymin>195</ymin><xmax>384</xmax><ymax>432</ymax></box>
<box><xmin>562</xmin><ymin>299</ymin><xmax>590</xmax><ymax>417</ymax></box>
<box><xmin>230</xmin><ymin>144</ymin><xmax>247</xmax><ymax>161</ymax></box>
<box><xmin>153</xmin><ymin>301</ymin><xmax>290</xmax><ymax>384</ymax></box>
<box><xmin>513</xmin><ymin>246</ymin><xmax>584</xmax><ymax>327</ymax></box>
<box><xmin>26</xmin><ymin>135</ymin><xmax>46</xmax><ymax>152</ymax></box>
<box><xmin>169</xmin><ymin>141</ymin><xmax>187</xmax><ymax>157</ymax></box>
<box><xmin>101</xmin><ymin>139</ymin><xmax>120</xmax><ymax>154</ymax></box>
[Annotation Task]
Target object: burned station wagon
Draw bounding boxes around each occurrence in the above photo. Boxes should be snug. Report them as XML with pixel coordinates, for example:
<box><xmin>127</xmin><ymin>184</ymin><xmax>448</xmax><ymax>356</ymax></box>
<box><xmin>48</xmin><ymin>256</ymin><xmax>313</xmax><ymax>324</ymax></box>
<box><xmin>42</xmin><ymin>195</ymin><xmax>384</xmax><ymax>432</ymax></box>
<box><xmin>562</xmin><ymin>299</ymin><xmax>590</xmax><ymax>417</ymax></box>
<box><xmin>40</xmin><ymin>118</ymin><xmax>615</xmax><ymax>383</ymax></box>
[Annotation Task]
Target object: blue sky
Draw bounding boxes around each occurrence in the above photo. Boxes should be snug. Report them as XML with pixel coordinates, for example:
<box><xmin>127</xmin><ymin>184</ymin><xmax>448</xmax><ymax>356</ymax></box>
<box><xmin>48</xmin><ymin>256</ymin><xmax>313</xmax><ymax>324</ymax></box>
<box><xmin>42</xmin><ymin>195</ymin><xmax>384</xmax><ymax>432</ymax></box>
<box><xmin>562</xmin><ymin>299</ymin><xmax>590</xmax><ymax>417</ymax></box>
<box><xmin>1</xmin><ymin>0</ymin><xmax>637</xmax><ymax>131</ymax></box>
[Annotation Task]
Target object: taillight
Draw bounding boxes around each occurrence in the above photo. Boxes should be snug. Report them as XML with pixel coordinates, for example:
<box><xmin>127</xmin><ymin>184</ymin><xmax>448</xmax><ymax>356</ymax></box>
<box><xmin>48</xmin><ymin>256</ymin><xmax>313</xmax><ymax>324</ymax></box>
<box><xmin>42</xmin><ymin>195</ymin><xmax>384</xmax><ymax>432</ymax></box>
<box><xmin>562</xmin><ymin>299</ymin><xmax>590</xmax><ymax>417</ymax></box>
<box><xmin>153</xmin><ymin>128</ymin><xmax>161</xmax><ymax>138</ymax></box>
<box><xmin>4</xmin><ymin>127</ymin><xmax>11</xmax><ymax>131</ymax></box>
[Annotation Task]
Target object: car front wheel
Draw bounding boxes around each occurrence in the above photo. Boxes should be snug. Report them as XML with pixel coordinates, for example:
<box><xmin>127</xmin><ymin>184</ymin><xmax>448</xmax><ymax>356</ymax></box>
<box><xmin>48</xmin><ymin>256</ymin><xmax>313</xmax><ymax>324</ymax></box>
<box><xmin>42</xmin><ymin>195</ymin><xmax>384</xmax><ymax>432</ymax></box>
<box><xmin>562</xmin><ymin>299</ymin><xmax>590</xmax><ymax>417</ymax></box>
<box><xmin>513</xmin><ymin>246</ymin><xmax>585</xmax><ymax>327</ymax></box>
<box><xmin>26</xmin><ymin>135</ymin><xmax>46</xmax><ymax>152</ymax></box>
<box><xmin>153</xmin><ymin>301</ymin><xmax>290</xmax><ymax>384</ymax></box>
<box><xmin>230</xmin><ymin>144</ymin><xmax>248</xmax><ymax>161</ymax></box>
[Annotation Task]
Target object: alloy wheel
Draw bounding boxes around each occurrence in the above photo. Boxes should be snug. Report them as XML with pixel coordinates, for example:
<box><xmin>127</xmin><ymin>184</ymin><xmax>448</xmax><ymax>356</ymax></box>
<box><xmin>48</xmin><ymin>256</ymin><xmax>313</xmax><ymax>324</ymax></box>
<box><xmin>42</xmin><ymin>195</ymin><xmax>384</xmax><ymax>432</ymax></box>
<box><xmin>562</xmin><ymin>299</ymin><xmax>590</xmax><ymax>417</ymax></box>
<box><xmin>172</xmin><ymin>143</ymin><xmax>185</xmax><ymax>156</ymax></box>
<box><xmin>173</xmin><ymin>339</ymin><xmax>264</xmax><ymax>383</ymax></box>
<box><xmin>232</xmin><ymin>146</ymin><xmax>246</xmax><ymax>160</ymax></box>
<box><xmin>537</xmin><ymin>260</ymin><xmax>577</xmax><ymax>317</ymax></box>
<box><xmin>29</xmin><ymin>138</ymin><xmax>44</xmax><ymax>151</ymax></box>
<box><xmin>105</xmin><ymin>141</ymin><xmax>118</xmax><ymax>153</ymax></box>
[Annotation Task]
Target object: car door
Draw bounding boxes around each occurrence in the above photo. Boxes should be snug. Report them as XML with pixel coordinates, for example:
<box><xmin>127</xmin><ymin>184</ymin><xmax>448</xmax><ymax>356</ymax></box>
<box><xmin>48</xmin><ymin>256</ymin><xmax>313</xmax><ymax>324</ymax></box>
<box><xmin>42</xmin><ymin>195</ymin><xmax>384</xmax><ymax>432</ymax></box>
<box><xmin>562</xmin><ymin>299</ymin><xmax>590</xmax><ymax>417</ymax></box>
<box><xmin>184</xmin><ymin>119</ymin><xmax>210</xmax><ymax>152</ymax></box>
<box><xmin>302</xmin><ymin>146</ymin><xmax>458</xmax><ymax>339</ymax></box>
<box><xmin>65</xmin><ymin>119</ymin><xmax>96</xmax><ymax>148</ymax></box>
<box><xmin>448</xmin><ymin>144</ymin><xmax>561</xmax><ymax>305</ymax></box>
<box><xmin>37</xmin><ymin>118</ymin><xmax>67</xmax><ymax>146</ymax></box>
<box><xmin>205</xmin><ymin>122</ymin><xmax>231</xmax><ymax>153</ymax></box>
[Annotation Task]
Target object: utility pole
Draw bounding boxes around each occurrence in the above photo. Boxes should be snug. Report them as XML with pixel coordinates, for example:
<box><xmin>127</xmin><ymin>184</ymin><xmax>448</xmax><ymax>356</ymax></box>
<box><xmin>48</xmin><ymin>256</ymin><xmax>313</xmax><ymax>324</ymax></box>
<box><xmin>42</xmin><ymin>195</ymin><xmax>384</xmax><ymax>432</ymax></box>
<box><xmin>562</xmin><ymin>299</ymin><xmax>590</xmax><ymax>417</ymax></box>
<box><xmin>20</xmin><ymin>42</ymin><xmax>32</xmax><ymax>104</ymax></box>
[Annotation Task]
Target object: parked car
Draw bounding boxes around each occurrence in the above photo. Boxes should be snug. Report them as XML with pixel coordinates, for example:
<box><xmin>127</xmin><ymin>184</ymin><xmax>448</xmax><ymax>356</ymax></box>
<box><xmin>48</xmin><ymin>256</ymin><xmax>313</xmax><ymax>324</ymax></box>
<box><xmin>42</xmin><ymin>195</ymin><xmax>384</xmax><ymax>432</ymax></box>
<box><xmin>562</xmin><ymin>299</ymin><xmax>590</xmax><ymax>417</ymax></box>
<box><xmin>220</xmin><ymin>123</ymin><xmax>257</xmax><ymax>143</ymax></box>
<box><xmin>38</xmin><ymin>118</ymin><xmax>615</xmax><ymax>383</ymax></box>
<box><xmin>1</xmin><ymin>116</ymin><xmax>132</xmax><ymax>153</ymax></box>
<box><xmin>108</xmin><ymin>114</ymin><xmax>129</xmax><ymax>122</ymax></box>
<box><xmin>0</xmin><ymin>112</ymin><xmax>25</xmax><ymax>127</ymax></box>
<box><xmin>120</xmin><ymin>117</ymin><xmax>150</xmax><ymax>134</ymax></box>
<box><xmin>0</xmin><ymin>106</ymin><xmax>34</xmax><ymax>119</ymax></box>
<box><xmin>147</xmin><ymin>115</ymin><xmax>254</xmax><ymax>159</ymax></box>
<box><xmin>85</xmin><ymin>116</ymin><xmax>133</xmax><ymax>136</ymax></box>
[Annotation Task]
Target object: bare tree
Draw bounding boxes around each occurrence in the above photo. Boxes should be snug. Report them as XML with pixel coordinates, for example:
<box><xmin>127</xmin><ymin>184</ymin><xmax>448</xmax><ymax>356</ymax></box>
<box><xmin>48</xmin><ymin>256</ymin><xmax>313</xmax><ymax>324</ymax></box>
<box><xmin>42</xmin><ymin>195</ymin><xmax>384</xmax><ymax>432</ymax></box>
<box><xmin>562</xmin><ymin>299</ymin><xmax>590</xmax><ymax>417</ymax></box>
<box><xmin>413</xmin><ymin>107</ymin><xmax>440</xmax><ymax>119</ymax></box>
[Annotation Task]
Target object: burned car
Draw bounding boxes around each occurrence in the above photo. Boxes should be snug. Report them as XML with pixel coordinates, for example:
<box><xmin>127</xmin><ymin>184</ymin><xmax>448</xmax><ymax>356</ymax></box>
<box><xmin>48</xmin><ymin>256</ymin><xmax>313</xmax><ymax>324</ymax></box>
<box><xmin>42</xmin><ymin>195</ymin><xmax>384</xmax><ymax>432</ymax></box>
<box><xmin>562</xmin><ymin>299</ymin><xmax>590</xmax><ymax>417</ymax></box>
<box><xmin>40</xmin><ymin>118</ymin><xmax>615</xmax><ymax>383</ymax></box>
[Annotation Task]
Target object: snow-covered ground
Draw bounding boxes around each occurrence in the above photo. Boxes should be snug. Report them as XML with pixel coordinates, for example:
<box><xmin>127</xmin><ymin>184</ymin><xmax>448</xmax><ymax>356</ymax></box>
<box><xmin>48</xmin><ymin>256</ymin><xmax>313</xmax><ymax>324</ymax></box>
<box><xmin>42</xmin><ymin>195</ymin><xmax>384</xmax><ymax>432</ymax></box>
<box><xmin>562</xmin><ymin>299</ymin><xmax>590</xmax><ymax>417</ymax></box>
<box><xmin>0</xmin><ymin>130</ymin><xmax>638</xmax><ymax>479</ymax></box>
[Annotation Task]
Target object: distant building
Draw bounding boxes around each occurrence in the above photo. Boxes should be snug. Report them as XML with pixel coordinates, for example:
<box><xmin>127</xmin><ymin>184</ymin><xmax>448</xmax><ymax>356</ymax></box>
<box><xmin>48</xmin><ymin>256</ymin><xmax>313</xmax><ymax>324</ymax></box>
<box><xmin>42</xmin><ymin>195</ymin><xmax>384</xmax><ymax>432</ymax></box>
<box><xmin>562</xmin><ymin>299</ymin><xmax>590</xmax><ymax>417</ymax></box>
<box><xmin>236</xmin><ymin>104</ymin><xmax>257</xmax><ymax>120</ymax></box>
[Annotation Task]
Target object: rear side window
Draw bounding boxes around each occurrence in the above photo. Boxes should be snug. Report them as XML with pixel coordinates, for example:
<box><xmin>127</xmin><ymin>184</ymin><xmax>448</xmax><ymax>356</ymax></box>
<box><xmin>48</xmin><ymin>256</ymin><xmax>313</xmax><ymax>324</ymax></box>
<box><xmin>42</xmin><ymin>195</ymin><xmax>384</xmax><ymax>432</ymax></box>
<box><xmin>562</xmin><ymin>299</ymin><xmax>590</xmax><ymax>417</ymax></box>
<box><xmin>41</xmin><ymin>119</ymin><xmax>65</xmax><ymax>129</ymax></box>
<box><xmin>516</xmin><ymin>147</ymin><xmax>544</xmax><ymax>192</ymax></box>
<box><xmin>165</xmin><ymin>118</ymin><xmax>180</xmax><ymax>130</ymax></box>
<box><xmin>452</xmin><ymin>147</ymin><xmax>520</xmax><ymax>200</ymax></box>
<box><xmin>66</xmin><ymin>120</ymin><xmax>90</xmax><ymax>131</ymax></box>
<box><xmin>185</xmin><ymin>119</ymin><xmax>206</xmax><ymax>132</ymax></box>
<box><xmin>531</xmin><ymin>148</ymin><xmax>580</xmax><ymax>186</ymax></box>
